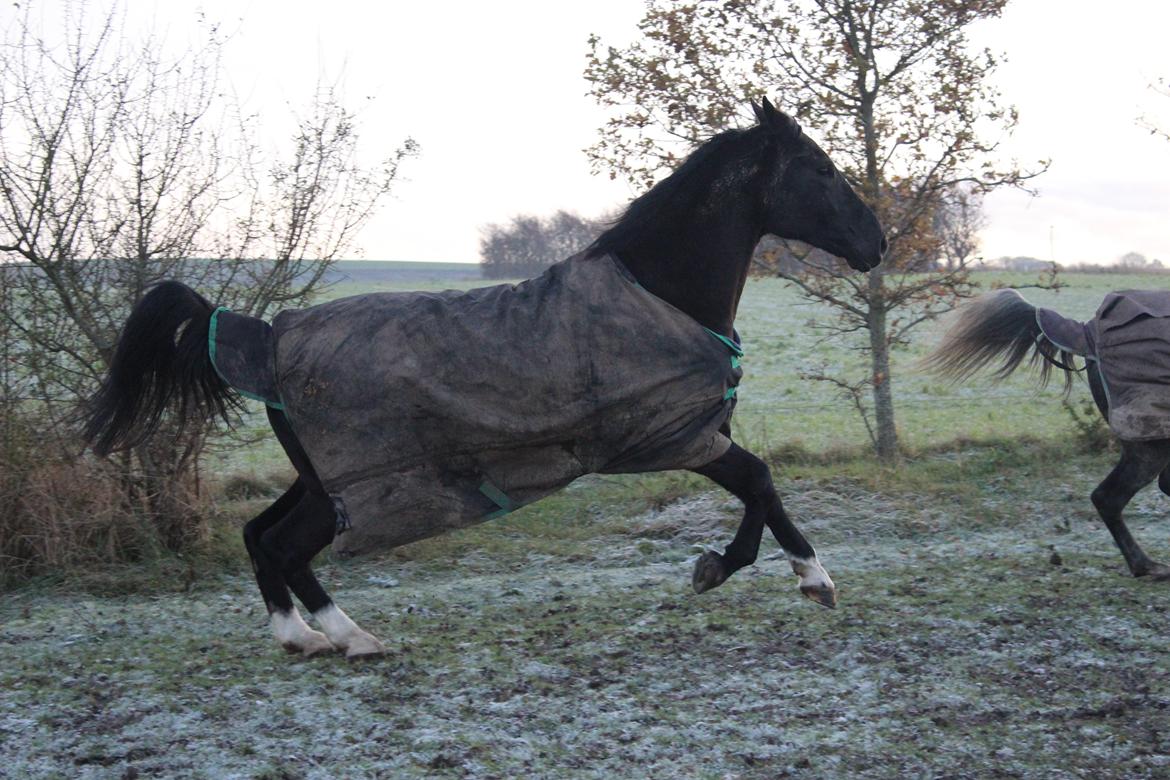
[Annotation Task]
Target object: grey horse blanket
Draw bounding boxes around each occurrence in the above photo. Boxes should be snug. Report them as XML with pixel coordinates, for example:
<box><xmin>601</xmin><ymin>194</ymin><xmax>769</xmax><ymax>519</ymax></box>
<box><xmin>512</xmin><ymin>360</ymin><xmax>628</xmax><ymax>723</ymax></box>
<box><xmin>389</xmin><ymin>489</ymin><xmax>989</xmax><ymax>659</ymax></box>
<box><xmin>211</xmin><ymin>253</ymin><xmax>742</xmax><ymax>555</ymax></box>
<box><xmin>1037</xmin><ymin>290</ymin><xmax>1170</xmax><ymax>441</ymax></box>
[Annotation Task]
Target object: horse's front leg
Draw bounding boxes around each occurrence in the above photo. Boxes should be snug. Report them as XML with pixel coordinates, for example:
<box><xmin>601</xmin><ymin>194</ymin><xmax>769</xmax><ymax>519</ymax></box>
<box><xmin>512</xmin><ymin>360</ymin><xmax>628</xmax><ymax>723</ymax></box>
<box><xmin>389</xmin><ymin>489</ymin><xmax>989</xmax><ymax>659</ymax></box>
<box><xmin>691</xmin><ymin>442</ymin><xmax>836</xmax><ymax>607</ymax></box>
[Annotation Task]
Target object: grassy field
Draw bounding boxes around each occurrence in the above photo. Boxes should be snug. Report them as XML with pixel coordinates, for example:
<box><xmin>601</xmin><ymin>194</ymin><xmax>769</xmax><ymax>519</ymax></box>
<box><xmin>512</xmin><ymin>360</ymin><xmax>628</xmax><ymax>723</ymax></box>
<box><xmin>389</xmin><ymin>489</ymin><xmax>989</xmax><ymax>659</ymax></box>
<box><xmin>3</xmin><ymin>266</ymin><xmax>1170</xmax><ymax>778</ymax></box>
<box><xmin>3</xmin><ymin>440</ymin><xmax>1169</xmax><ymax>778</ymax></box>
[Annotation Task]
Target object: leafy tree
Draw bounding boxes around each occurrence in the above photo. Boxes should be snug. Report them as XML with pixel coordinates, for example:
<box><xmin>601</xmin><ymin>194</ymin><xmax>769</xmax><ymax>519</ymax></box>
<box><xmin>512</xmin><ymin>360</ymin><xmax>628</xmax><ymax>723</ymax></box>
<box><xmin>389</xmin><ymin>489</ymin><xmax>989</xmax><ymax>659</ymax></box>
<box><xmin>585</xmin><ymin>0</ymin><xmax>1045</xmax><ymax>460</ymax></box>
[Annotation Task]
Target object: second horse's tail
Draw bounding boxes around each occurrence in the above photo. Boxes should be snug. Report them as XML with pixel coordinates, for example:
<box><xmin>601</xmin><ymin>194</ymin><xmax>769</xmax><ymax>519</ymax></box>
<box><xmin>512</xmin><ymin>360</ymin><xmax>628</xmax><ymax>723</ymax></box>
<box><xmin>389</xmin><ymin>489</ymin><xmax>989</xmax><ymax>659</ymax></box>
<box><xmin>83</xmin><ymin>281</ymin><xmax>238</xmax><ymax>455</ymax></box>
<box><xmin>923</xmin><ymin>289</ymin><xmax>1079</xmax><ymax>393</ymax></box>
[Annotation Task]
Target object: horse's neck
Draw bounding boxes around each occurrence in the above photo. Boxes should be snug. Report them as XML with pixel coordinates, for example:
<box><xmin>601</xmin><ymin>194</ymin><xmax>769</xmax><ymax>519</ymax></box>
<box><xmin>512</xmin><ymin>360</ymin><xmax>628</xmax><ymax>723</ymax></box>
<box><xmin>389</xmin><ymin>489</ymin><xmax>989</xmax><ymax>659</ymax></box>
<box><xmin>617</xmin><ymin>218</ymin><xmax>758</xmax><ymax>336</ymax></box>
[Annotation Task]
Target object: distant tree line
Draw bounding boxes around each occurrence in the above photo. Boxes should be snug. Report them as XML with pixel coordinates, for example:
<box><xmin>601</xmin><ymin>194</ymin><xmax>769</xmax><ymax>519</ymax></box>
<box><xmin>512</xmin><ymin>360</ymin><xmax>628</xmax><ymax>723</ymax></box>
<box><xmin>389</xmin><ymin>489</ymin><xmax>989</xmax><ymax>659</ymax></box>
<box><xmin>1056</xmin><ymin>252</ymin><xmax>1167</xmax><ymax>273</ymax></box>
<box><xmin>480</xmin><ymin>211</ymin><xmax>604</xmax><ymax>279</ymax></box>
<box><xmin>973</xmin><ymin>251</ymin><xmax>1166</xmax><ymax>273</ymax></box>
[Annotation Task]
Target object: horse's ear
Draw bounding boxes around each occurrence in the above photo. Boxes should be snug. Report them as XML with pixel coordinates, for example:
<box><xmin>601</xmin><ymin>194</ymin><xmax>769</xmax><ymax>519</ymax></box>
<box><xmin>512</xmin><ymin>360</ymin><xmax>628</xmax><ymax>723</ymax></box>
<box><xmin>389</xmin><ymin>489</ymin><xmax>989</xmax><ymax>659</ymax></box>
<box><xmin>754</xmin><ymin>97</ymin><xmax>801</xmax><ymax>142</ymax></box>
<box><xmin>751</xmin><ymin>100</ymin><xmax>766</xmax><ymax>125</ymax></box>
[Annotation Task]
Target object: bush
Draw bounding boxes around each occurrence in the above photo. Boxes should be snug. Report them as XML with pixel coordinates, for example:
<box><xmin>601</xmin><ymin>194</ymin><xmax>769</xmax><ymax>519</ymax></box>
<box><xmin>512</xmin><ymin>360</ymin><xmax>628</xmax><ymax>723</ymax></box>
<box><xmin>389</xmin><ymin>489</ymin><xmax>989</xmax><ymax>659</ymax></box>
<box><xmin>1061</xmin><ymin>397</ymin><xmax>1115</xmax><ymax>454</ymax></box>
<box><xmin>0</xmin><ymin>413</ymin><xmax>220</xmax><ymax>588</ymax></box>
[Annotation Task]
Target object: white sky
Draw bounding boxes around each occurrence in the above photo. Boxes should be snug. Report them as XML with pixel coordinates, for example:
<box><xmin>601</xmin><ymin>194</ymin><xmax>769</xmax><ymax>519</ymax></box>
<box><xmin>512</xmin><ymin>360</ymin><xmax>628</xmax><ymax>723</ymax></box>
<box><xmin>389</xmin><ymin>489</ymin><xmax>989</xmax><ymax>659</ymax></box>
<box><xmin>969</xmin><ymin>0</ymin><xmax>1170</xmax><ymax>266</ymax></box>
<box><xmin>24</xmin><ymin>0</ymin><xmax>1170</xmax><ymax>265</ymax></box>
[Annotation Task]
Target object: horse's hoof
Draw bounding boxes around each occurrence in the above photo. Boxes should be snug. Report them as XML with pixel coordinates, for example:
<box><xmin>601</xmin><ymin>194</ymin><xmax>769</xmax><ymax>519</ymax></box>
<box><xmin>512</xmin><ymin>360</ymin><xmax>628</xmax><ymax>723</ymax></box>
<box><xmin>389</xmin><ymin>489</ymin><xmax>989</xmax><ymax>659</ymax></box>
<box><xmin>692</xmin><ymin>551</ymin><xmax>727</xmax><ymax>594</ymax></box>
<box><xmin>1141</xmin><ymin>562</ymin><xmax>1170</xmax><ymax>581</ymax></box>
<box><xmin>344</xmin><ymin>632</ymin><xmax>387</xmax><ymax>660</ymax></box>
<box><xmin>790</xmin><ymin>557</ymin><xmax>837</xmax><ymax>608</ymax></box>
<box><xmin>283</xmin><ymin>630</ymin><xmax>336</xmax><ymax>657</ymax></box>
<box><xmin>303</xmin><ymin>630</ymin><xmax>337</xmax><ymax>657</ymax></box>
<box><xmin>800</xmin><ymin>583</ymin><xmax>838</xmax><ymax>609</ymax></box>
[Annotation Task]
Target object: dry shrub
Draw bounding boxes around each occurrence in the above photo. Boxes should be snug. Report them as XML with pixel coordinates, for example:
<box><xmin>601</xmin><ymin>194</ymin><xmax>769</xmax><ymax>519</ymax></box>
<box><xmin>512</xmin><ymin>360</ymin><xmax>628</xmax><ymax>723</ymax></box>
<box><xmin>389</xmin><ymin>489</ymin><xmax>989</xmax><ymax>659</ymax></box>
<box><xmin>221</xmin><ymin>471</ymin><xmax>283</xmax><ymax>501</ymax></box>
<box><xmin>1061</xmin><ymin>397</ymin><xmax>1116</xmax><ymax>454</ymax></box>
<box><xmin>0</xmin><ymin>422</ymin><xmax>212</xmax><ymax>587</ymax></box>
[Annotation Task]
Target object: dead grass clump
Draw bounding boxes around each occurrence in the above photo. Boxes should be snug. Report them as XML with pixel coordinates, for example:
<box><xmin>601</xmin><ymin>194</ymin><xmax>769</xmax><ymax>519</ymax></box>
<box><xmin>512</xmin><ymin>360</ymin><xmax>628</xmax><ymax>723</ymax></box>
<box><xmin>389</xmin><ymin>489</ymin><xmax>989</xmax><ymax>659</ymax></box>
<box><xmin>220</xmin><ymin>471</ymin><xmax>282</xmax><ymax>500</ymax></box>
<box><xmin>3</xmin><ymin>455</ymin><xmax>153</xmax><ymax>586</ymax></box>
<box><xmin>0</xmin><ymin>419</ymin><xmax>223</xmax><ymax>588</ymax></box>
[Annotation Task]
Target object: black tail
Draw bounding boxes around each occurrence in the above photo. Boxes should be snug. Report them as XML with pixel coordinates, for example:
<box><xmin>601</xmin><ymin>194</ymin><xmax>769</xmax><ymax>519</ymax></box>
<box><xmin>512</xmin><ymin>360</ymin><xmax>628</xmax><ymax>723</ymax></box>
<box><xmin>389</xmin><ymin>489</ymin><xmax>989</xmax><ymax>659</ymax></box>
<box><xmin>922</xmin><ymin>289</ymin><xmax>1076</xmax><ymax>393</ymax></box>
<box><xmin>83</xmin><ymin>281</ymin><xmax>239</xmax><ymax>455</ymax></box>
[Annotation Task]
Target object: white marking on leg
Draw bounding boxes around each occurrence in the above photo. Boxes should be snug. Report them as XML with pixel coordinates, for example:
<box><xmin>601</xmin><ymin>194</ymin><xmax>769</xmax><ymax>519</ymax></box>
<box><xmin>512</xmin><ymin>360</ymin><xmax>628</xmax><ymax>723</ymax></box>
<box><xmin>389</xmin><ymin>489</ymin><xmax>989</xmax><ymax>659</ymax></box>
<box><xmin>789</xmin><ymin>554</ymin><xmax>838</xmax><ymax>607</ymax></box>
<box><xmin>270</xmin><ymin>608</ymin><xmax>335</xmax><ymax>656</ymax></box>
<box><xmin>790</xmin><ymin>555</ymin><xmax>834</xmax><ymax>588</ymax></box>
<box><xmin>313</xmin><ymin>603</ymin><xmax>386</xmax><ymax>658</ymax></box>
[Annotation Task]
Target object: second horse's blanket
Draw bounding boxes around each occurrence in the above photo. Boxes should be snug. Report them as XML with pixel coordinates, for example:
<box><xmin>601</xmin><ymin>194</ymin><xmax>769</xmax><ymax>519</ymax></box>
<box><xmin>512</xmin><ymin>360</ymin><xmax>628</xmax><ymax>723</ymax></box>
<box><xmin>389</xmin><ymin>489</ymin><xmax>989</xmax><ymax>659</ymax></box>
<box><xmin>213</xmin><ymin>253</ymin><xmax>742</xmax><ymax>555</ymax></box>
<box><xmin>1037</xmin><ymin>290</ymin><xmax>1170</xmax><ymax>442</ymax></box>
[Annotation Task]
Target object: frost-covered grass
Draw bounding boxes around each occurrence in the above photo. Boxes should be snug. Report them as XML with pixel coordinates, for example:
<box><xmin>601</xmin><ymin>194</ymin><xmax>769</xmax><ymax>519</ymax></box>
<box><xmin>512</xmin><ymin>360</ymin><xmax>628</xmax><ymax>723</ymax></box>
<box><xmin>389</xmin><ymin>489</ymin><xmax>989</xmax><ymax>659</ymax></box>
<box><xmin>3</xmin><ymin>440</ymin><xmax>1170</xmax><ymax>778</ymax></box>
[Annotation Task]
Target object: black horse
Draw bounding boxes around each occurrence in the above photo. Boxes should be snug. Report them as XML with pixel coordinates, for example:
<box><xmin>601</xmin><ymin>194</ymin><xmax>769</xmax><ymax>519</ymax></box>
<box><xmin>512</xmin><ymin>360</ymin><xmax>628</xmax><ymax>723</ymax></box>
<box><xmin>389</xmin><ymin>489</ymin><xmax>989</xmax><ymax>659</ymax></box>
<box><xmin>927</xmin><ymin>288</ymin><xmax>1170</xmax><ymax>580</ymax></box>
<box><xmin>84</xmin><ymin>99</ymin><xmax>886</xmax><ymax>658</ymax></box>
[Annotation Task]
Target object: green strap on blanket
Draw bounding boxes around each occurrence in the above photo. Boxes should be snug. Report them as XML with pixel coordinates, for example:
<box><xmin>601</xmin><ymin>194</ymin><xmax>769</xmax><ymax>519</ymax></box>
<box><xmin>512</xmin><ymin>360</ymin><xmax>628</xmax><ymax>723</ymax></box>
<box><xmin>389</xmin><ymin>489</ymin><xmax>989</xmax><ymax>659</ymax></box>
<box><xmin>208</xmin><ymin>306</ymin><xmax>227</xmax><ymax>369</ymax></box>
<box><xmin>610</xmin><ymin>274</ymin><xmax>744</xmax><ymax>401</ymax></box>
<box><xmin>207</xmin><ymin>306</ymin><xmax>285</xmax><ymax>410</ymax></box>
<box><xmin>703</xmin><ymin>327</ymin><xmax>745</xmax><ymax>357</ymax></box>
<box><xmin>703</xmin><ymin>327</ymin><xmax>742</xmax><ymax>402</ymax></box>
<box><xmin>479</xmin><ymin>480</ymin><xmax>515</xmax><ymax>520</ymax></box>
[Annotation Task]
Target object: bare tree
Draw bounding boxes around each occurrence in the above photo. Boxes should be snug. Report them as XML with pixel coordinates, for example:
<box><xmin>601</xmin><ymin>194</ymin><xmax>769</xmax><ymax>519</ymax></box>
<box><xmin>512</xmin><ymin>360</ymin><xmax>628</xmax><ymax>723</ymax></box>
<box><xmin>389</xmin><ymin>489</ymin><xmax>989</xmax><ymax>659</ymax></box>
<box><xmin>934</xmin><ymin>185</ymin><xmax>987</xmax><ymax>272</ymax></box>
<box><xmin>1140</xmin><ymin>77</ymin><xmax>1170</xmax><ymax>141</ymax></box>
<box><xmin>0</xmin><ymin>3</ymin><xmax>414</xmax><ymax>543</ymax></box>
<box><xmin>586</xmin><ymin>0</ymin><xmax>1046</xmax><ymax>460</ymax></box>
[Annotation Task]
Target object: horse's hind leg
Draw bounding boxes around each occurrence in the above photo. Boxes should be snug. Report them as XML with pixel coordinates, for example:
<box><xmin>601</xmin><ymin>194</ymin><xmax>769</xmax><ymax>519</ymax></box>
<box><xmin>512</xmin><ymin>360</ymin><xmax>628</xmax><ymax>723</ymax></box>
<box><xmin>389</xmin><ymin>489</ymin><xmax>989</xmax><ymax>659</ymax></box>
<box><xmin>243</xmin><ymin>480</ymin><xmax>334</xmax><ymax>656</ymax></box>
<box><xmin>1091</xmin><ymin>440</ymin><xmax>1170</xmax><ymax>579</ymax></box>
<box><xmin>692</xmin><ymin>442</ymin><xmax>835</xmax><ymax>607</ymax></box>
<box><xmin>260</xmin><ymin>492</ymin><xmax>387</xmax><ymax>659</ymax></box>
<box><xmin>262</xmin><ymin>406</ymin><xmax>385</xmax><ymax>658</ymax></box>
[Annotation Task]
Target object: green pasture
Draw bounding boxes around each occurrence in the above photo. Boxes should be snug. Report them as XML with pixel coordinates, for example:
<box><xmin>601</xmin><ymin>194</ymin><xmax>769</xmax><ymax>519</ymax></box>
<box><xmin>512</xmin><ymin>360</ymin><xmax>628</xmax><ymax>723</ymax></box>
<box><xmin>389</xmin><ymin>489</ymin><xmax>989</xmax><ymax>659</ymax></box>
<box><xmin>5</xmin><ymin>438</ymin><xmax>1169</xmax><ymax>778</ymax></box>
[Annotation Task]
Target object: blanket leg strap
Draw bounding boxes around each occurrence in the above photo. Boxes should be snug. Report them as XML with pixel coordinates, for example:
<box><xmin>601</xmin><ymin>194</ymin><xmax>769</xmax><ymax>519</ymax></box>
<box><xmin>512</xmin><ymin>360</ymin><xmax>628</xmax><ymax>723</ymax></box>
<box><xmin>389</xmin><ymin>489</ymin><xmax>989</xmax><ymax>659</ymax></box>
<box><xmin>479</xmin><ymin>480</ymin><xmax>514</xmax><ymax>520</ymax></box>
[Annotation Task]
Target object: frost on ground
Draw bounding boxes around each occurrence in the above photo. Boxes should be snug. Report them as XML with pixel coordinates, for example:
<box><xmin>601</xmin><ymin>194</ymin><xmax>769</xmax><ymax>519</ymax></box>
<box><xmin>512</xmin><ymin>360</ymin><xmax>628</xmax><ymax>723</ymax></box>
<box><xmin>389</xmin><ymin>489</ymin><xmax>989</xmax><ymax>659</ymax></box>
<box><xmin>2</xmin><ymin>457</ymin><xmax>1170</xmax><ymax>779</ymax></box>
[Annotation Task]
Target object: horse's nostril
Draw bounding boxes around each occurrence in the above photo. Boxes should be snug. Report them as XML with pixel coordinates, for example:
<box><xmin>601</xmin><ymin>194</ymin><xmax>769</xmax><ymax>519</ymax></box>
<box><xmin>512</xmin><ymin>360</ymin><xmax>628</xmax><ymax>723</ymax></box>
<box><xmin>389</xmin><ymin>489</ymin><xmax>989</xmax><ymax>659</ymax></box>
<box><xmin>879</xmin><ymin>236</ymin><xmax>889</xmax><ymax>255</ymax></box>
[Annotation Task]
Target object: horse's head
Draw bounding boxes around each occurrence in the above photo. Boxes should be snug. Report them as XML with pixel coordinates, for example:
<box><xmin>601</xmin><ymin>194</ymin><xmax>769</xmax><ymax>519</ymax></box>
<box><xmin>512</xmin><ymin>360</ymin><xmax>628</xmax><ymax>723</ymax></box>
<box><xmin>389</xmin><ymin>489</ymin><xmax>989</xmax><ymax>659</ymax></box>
<box><xmin>752</xmin><ymin>98</ymin><xmax>885</xmax><ymax>272</ymax></box>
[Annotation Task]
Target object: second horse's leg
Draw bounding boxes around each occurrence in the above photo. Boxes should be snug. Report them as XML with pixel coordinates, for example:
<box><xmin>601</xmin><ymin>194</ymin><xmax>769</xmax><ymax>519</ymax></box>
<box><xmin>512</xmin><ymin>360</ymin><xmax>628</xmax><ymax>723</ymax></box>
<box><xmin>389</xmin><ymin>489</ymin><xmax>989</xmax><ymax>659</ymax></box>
<box><xmin>1092</xmin><ymin>440</ymin><xmax>1170</xmax><ymax>579</ymax></box>
<box><xmin>692</xmin><ymin>443</ymin><xmax>836</xmax><ymax>607</ymax></box>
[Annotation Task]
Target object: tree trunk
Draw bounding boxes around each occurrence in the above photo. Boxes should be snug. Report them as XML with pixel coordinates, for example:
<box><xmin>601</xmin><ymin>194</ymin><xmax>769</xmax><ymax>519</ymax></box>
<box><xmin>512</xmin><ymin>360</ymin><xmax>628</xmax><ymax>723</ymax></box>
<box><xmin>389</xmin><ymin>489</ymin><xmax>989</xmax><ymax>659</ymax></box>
<box><xmin>867</xmin><ymin>270</ymin><xmax>898</xmax><ymax>461</ymax></box>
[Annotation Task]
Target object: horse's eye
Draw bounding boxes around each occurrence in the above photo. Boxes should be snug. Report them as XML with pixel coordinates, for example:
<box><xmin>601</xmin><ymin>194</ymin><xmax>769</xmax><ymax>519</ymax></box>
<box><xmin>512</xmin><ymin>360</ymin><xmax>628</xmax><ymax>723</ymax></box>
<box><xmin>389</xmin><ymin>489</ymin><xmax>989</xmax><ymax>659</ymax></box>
<box><xmin>816</xmin><ymin>165</ymin><xmax>834</xmax><ymax>177</ymax></box>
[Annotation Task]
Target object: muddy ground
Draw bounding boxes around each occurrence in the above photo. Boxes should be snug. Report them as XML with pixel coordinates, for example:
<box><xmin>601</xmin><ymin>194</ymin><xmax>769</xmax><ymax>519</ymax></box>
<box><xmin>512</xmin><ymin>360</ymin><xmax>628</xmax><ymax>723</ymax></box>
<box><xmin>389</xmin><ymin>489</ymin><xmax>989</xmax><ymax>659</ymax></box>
<box><xmin>2</xmin><ymin>446</ymin><xmax>1170</xmax><ymax>779</ymax></box>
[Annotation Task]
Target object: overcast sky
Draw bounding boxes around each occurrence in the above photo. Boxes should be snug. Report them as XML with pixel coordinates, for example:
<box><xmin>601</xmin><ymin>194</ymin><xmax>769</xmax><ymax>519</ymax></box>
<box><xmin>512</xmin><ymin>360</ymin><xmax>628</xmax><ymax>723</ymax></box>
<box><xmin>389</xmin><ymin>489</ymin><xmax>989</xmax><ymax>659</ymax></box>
<box><xmin>35</xmin><ymin>0</ymin><xmax>1170</xmax><ymax>265</ymax></box>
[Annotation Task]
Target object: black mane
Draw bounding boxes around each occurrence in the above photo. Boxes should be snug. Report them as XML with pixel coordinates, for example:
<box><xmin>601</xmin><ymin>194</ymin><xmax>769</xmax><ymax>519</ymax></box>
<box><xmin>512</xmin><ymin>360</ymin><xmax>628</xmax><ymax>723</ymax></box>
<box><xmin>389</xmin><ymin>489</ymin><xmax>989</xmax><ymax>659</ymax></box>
<box><xmin>587</xmin><ymin>128</ymin><xmax>763</xmax><ymax>258</ymax></box>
